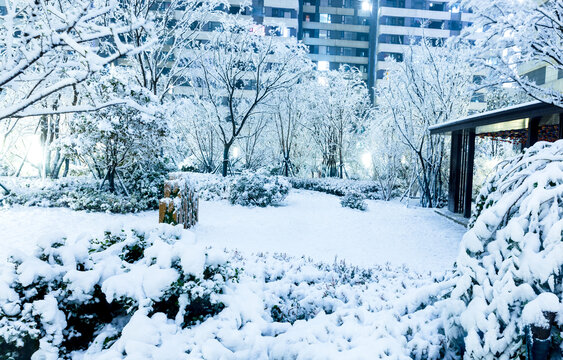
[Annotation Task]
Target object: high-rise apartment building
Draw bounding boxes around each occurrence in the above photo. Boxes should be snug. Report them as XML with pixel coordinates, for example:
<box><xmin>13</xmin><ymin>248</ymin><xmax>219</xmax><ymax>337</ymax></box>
<box><xmin>291</xmin><ymin>0</ymin><xmax>474</xmax><ymax>92</ymax></box>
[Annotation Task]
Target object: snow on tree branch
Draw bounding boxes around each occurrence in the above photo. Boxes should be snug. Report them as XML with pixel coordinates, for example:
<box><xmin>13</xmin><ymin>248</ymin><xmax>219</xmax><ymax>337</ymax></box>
<box><xmin>0</xmin><ymin>0</ymin><xmax>155</xmax><ymax>121</ymax></box>
<box><xmin>461</xmin><ymin>0</ymin><xmax>563</xmax><ymax>107</ymax></box>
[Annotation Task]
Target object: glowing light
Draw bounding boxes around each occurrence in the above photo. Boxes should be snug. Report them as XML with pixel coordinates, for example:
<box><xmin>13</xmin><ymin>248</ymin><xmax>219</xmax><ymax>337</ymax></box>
<box><xmin>25</xmin><ymin>135</ymin><xmax>43</xmax><ymax>165</ymax></box>
<box><xmin>361</xmin><ymin>1</ymin><xmax>372</xmax><ymax>11</ymax></box>
<box><xmin>361</xmin><ymin>152</ymin><xmax>372</xmax><ymax>169</ymax></box>
<box><xmin>232</xmin><ymin>146</ymin><xmax>240</xmax><ymax>158</ymax></box>
<box><xmin>317</xmin><ymin>60</ymin><xmax>329</xmax><ymax>71</ymax></box>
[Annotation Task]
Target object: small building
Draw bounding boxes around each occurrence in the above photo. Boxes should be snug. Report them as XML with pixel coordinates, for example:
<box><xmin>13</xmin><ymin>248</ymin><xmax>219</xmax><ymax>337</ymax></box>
<box><xmin>430</xmin><ymin>101</ymin><xmax>563</xmax><ymax>218</ymax></box>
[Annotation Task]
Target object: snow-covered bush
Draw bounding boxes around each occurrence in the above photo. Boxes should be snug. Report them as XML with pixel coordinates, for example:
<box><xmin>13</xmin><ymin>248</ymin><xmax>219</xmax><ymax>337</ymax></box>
<box><xmin>340</xmin><ymin>191</ymin><xmax>368</xmax><ymax>211</ymax></box>
<box><xmin>446</xmin><ymin>140</ymin><xmax>563</xmax><ymax>358</ymax></box>
<box><xmin>229</xmin><ymin>172</ymin><xmax>290</xmax><ymax>207</ymax></box>
<box><xmin>0</xmin><ymin>175</ymin><xmax>167</xmax><ymax>213</ymax></box>
<box><xmin>178</xmin><ymin>172</ymin><xmax>234</xmax><ymax>201</ymax></box>
<box><xmin>0</xmin><ymin>225</ymin><xmax>237</xmax><ymax>359</ymax></box>
<box><xmin>289</xmin><ymin>177</ymin><xmax>380</xmax><ymax>199</ymax></box>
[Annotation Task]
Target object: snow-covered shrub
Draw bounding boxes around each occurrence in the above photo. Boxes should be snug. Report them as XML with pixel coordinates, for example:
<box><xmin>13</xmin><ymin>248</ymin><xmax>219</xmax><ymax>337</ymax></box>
<box><xmin>0</xmin><ymin>225</ymin><xmax>237</xmax><ymax>358</ymax></box>
<box><xmin>179</xmin><ymin>172</ymin><xmax>234</xmax><ymax>201</ymax></box>
<box><xmin>229</xmin><ymin>172</ymin><xmax>290</xmax><ymax>207</ymax></box>
<box><xmin>0</xmin><ymin>175</ymin><xmax>166</xmax><ymax>213</ymax></box>
<box><xmin>447</xmin><ymin>140</ymin><xmax>563</xmax><ymax>358</ymax></box>
<box><xmin>289</xmin><ymin>177</ymin><xmax>380</xmax><ymax>199</ymax></box>
<box><xmin>340</xmin><ymin>191</ymin><xmax>368</xmax><ymax>211</ymax></box>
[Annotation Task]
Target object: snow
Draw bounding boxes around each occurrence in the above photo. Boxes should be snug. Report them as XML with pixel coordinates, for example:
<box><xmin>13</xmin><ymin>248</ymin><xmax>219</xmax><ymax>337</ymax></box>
<box><xmin>196</xmin><ymin>190</ymin><xmax>465</xmax><ymax>273</ymax></box>
<box><xmin>0</xmin><ymin>190</ymin><xmax>464</xmax><ymax>273</ymax></box>
<box><xmin>0</xmin><ymin>188</ymin><xmax>468</xmax><ymax>358</ymax></box>
<box><xmin>522</xmin><ymin>293</ymin><xmax>561</xmax><ymax>328</ymax></box>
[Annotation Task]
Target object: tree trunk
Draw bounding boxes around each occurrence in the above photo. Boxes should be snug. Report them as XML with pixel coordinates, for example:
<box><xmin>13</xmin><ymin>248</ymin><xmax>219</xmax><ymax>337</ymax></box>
<box><xmin>338</xmin><ymin>146</ymin><xmax>344</xmax><ymax>179</ymax></box>
<box><xmin>107</xmin><ymin>168</ymin><xmax>116</xmax><ymax>193</ymax></box>
<box><xmin>222</xmin><ymin>142</ymin><xmax>232</xmax><ymax>177</ymax></box>
<box><xmin>62</xmin><ymin>159</ymin><xmax>70</xmax><ymax>177</ymax></box>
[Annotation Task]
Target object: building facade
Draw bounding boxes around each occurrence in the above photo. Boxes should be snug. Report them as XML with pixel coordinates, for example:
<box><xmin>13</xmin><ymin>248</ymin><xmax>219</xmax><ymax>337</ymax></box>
<box><xmin>292</xmin><ymin>0</ymin><xmax>474</xmax><ymax>92</ymax></box>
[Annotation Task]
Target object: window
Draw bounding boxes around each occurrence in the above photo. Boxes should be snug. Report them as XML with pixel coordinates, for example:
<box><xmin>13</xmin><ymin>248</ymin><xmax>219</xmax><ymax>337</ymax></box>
<box><xmin>381</xmin><ymin>0</ymin><xmax>405</xmax><ymax>8</ymax></box>
<box><xmin>378</xmin><ymin>52</ymin><xmax>403</xmax><ymax>61</ymax></box>
<box><xmin>356</xmin><ymin>48</ymin><xmax>368</xmax><ymax>57</ymax></box>
<box><xmin>326</xmin><ymin>62</ymin><xmax>337</xmax><ymax>70</ymax></box>
<box><xmin>303</xmin><ymin>29</ymin><xmax>315</xmax><ymax>38</ymax></box>
<box><xmin>357</xmin><ymin>33</ymin><xmax>369</xmax><ymax>41</ymax></box>
<box><xmin>329</xmin><ymin>31</ymin><xmax>343</xmax><ymax>39</ymax></box>
<box><xmin>410</xmin><ymin>18</ymin><xmax>423</xmax><ymax>28</ymax></box>
<box><xmin>428</xmin><ymin>20</ymin><xmax>443</xmax><ymax>29</ymax></box>
<box><xmin>320</xmin><ymin>13</ymin><xmax>331</xmax><ymax>23</ymax></box>
<box><xmin>429</xmin><ymin>2</ymin><xmax>445</xmax><ymax>11</ymax></box>
<box><xmin>523</xmin><ymin>67</ymin><xmax>546</xmax><ymax>85</ymax></box>
<box><xmin>449</xmin><ymin>21</ymin><xmax>462</xmax><ymax>31</ymax></box>
<box><xmin>380</xmin><ymin>16</ymin><xmax>405</xmax><ymax>26</ymax></box>
<box><xmin>341</xmin><ymin>47</ymin><xmax>354</xmax><ymax>56</ymax></box>
<box><xmin>411</xmin><ymin>0</ymin><xmax>425</xmax><ymax>9</ymax></box>
<box><xmin>319</xmin><ymin>30</ymin><xmax>328</xmax><ymax>38</ymax></box>
<box><xmin>379</xmin><ymin>34</ymin><xmax>402</xmax><ymax>44</ymax></box>
<box><xmin>228</xmin><ymin>5</ymin><xmax>240</xmax><ymax>14</ymax></box>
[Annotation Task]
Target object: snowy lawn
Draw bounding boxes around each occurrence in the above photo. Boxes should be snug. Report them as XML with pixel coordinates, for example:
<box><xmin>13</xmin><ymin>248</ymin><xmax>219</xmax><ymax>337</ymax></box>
<box><xmin>0</xmin><ymin>190</ymin><xmax>464</xmax><ymax>273</ymax></box>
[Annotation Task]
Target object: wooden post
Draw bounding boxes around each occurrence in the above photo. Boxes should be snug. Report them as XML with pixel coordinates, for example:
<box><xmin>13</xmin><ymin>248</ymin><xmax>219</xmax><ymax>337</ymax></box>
<box><xmin>158</xmin><ymin>176</ymin><xmax>199</xmax><ymax>229</ymax></box>
<box><xmin>462</xmin><ymin>129</ymin><xmax>476</xmax><ymax>218</ymax></box>
<box><xmin>448</xmin><ymin>131</ymin><xmax>462</xmax><ymax>213</ymax></box>
<box><xmin>526</xmin><ymin>116</ymin><xmax>541</xmax><ymax>148</ymax></box>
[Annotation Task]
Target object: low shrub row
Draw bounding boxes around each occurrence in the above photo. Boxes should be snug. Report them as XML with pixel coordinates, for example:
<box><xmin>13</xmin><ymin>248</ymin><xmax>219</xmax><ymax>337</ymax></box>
<box><xmin>288</xmin><ymin>177</ymin><xmax>380</xmax><ymax>199</ymax></box>
<box><xmin>179</xmin><ymin>171</ymin><xmax>291</xmax><ymax>207</ymax></box>
<box><xmin>0</xmin><ymin>168</ymin><xmax>168</xmax><ymax>213</ymax></box>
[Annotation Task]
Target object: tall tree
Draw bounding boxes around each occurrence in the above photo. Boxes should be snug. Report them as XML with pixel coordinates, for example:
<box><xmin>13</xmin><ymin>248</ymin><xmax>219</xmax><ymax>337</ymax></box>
<box><xmin>377</xmin><ymin>39</ymin><xmax>475</xmax><ymax>207</ymax></box>
<box><xmin>191</xmin><ymin>17</ymin><xmax>312</xmax><ymax>176</ymax></box>
<box><xmin>272</xmin><ymin>87</ymin><xmax>306</xmax><ymax>176</ymax></box>
<box><xmin>305</xmin><ymin>67</ymin><xmax>371</xmax><ymax>178</ymax></box>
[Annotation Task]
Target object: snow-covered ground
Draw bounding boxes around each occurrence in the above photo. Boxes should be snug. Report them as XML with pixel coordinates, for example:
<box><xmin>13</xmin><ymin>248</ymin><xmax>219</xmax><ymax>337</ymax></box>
<box><xmin>0</xmin><ymin>190</ymin><xmax>464</xmax><ymax>273</ymax></box>
<box><xmin>0</xmin><ymin>189</ymin><xmax>468</xmax><ymax>359</ymax></box>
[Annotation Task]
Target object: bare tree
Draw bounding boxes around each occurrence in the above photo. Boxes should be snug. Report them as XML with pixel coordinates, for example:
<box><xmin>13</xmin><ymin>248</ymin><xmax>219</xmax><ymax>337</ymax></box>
<box><xmin>304</xmin><ymin>67</ymin><xmax>371</xmax><ymax>178</ymax></box>
<box><xmin>377</xmin><ymin>39</ymin><xmax>475</xmax><ymax>207</ymax></box>
<box><xmin>191</xmin><ymin>17</ymin><xmax>312</xmax><ymax>176</ymax></box>
<box><xmin>270</xmin><ymin>86</ymin><xmax>309</xmax><ymax>176</ymax></box>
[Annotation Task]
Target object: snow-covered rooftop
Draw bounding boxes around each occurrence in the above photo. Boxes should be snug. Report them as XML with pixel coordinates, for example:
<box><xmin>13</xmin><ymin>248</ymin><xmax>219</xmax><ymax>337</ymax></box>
<box><xmin>429</xmin><ymin>100</ymin><xmax>562</xmax><ymax>134</ymax></box>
